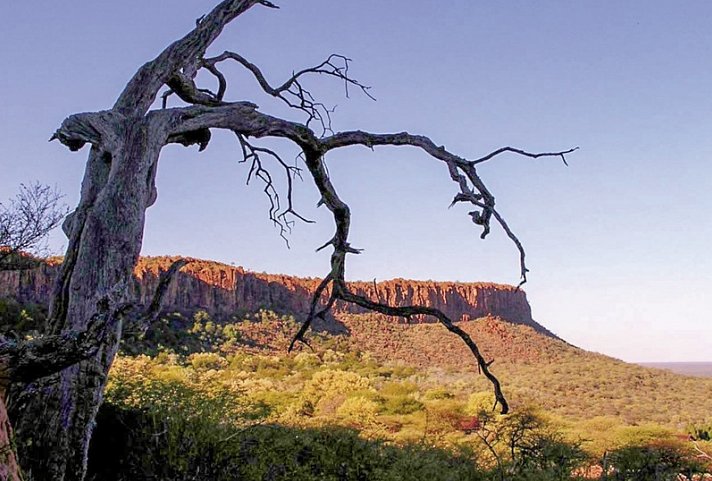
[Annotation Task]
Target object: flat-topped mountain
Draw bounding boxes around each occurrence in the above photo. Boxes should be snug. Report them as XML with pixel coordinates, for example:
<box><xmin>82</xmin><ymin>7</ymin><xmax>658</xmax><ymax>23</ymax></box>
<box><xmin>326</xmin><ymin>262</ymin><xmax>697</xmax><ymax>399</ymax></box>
<box><xmin>2</xmin><ymin>255</ymin><xmax>712</xmax><ymax>429</ymax></box>
<box><xmin>0</xmin><ymin>255</ymin><xmax>554</xmax><ymax>336</ymax></box>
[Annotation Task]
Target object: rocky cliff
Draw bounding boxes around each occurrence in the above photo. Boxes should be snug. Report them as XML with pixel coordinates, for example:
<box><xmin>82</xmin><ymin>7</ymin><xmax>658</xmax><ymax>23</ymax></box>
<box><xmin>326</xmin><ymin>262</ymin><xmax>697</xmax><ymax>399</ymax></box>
<box><xmin>0</xmin><ymin>256</ymin><xmax>554</xmax><ymax>336</ymax></box>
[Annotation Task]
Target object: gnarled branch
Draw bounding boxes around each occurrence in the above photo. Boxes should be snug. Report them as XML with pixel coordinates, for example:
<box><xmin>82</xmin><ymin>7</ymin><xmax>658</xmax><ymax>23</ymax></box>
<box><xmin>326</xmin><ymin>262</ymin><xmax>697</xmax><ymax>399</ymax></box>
<box><xmin>155</xmin><ymin>101</ymin><xmax>575</xmax><ymax>412</ymax></box>
<box><xmin>114</xmin><ymin>0</ymin><xmax>277</xmax><ymax>117</ymax></box>
<box><xmin>0</xmin><ymin>298</ymin><xmax>114</xmax><ymax>385</ymax></box>
<box><xmin>201</xmin><ymin>52</ymin><xmax>375</xmax><ymax>135</ymax></box>
<box><xmin>1</xmin><ymin>260</ymin><xmax>187</xmax><ymax>385</ymax></box>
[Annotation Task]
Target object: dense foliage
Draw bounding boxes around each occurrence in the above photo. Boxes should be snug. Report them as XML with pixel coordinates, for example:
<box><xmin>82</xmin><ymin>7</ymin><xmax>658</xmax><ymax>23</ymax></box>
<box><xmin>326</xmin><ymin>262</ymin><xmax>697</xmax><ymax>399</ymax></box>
<box><xmin>82</xmin><ymin>309</ymin><xmax>712</xmax><ymax>480</ymax></box>
<box><xmin>3</xmin><ymin>302</ymin><xmax>711</xmax><ymax>479</ymax></box>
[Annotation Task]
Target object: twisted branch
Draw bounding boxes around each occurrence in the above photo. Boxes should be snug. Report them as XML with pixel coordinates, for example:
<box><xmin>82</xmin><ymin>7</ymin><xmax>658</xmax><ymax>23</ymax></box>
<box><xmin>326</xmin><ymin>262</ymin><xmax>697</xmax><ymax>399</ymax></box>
<box><xmin>234</xmin><ymin>133</ymin><xmax>312</xmax><ymax>244</ymax></box>
<box><xmin>148</xmin><ymin>102</ymin><xmax>577</xmax><ymax>413</ymax></box>
<box><xmin>0</xmin><ymin>258</ymin><xmax>188</xmax><ymax>386</ymax></box>
<box><xmin>287</xmin><ymin>147</ymin><xmax>519</xmax><ymax>411</ymax></box>
<box><xmin>201</xmin><ymin>52</ymin><xmax>375</xmax><ymax>135</ymax></box>
<box><xmin>122</xmin><ymin>259</ymin><xmax>190</xmax><ymax>337</ymax></box>
<box><xmin>0</xmin><ymin>298</ymin><xmax>115</xmax><ymax>385</ymax></box>
<box><xmin>114</xmin><ymin>0</ymin><xmax>278</xmax><ymax>116</ymax></box>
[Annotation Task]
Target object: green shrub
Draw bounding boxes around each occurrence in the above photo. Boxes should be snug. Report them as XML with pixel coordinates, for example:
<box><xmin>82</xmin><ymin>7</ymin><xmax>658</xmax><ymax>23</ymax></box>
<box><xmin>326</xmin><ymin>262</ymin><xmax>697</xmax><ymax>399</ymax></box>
<box><xmin>337</xmin><ymin>396</ymin><xmax>380</xmax><ymax>426</ymax></box>
<box><xmin>189</xmin><ymin>352</ymin><xmax>228</xmax><ymax>371</ymax></box>
<box><xmin>380</xmin><ymin>381</ymin><xmax>418</xmax><ymax>397</ymax></box>
<box><xmin>382</xmin><ymin>396</ymin><xmax>424</xmax><ymax>415</ymax></box>
<box><xmin>604</xmin><ymin>440</ymin><xmax>705</xmax><ymax>481</ymax></box>
<box><xmin>424</xmin><ymin>387</ymin><xmax>454</xmax><ymax>400</ymax></box>
<box><xmin>302</xmin><ymin>369</ymin><xmax>373</xmax><ymax>404</ymax></box>
<box><xmin>88</xmin><ymin>404</ymin><xmax>487</xmax><ymax>481</ymax></box>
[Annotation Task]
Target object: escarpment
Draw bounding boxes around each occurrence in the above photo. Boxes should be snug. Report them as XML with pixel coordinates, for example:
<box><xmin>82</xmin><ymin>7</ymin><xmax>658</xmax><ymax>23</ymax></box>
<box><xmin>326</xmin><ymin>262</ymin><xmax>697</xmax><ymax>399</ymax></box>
<box><xmin>0</xmin><ymin>256</ymin><xmax>554</xmax><ymax>337</ymax></box>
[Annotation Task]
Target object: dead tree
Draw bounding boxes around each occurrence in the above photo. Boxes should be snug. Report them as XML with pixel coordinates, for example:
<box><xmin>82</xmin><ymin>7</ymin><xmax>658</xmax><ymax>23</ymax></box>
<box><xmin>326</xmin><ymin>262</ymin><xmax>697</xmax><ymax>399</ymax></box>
<box><xmin>7</xmin><ymin>1</ymin><xmax>575</xmax><ymax>479</ymax></box>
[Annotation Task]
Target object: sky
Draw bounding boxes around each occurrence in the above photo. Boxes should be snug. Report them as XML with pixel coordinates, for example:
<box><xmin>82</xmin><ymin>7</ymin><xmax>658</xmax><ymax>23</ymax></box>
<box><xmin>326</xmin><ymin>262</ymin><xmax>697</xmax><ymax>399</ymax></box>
<box><xmin>1</xmin><ymin>1</ymin><xmax>711</xmax><ymax>362</ymax></box>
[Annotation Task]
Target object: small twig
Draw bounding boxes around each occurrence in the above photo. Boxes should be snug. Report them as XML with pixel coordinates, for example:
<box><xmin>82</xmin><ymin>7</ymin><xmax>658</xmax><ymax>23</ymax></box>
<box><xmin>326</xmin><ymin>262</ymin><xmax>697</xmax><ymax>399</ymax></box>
<box><xmin>234</xmin><ymin>133</ymin><xmax>312</xmax><ymax>244</ymax></box>
<box><xmin>202</xmin><ymin>52</ymin><xmax>374</xmax><ymax>136</ymax></box>
<box><xmin>471</xmin><ymin>146</ymin><xmax>578</xmax><ymax>166</ymax></box>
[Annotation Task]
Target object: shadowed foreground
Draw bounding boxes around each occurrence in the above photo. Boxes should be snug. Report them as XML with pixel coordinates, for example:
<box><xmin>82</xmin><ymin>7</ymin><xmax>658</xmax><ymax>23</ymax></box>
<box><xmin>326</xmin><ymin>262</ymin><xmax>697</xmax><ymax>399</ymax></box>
<box><xmin>88</xmin><ymin>404</ymin><xmax>485</xmax><ymax>481</ymax></box>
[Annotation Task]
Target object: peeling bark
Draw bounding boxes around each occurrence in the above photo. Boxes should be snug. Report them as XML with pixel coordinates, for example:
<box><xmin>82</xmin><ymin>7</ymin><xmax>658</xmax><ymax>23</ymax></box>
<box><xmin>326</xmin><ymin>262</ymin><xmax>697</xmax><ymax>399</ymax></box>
<box><xmin>7</xmin><ymin>1</ymin><xmax>574</xmax><ymax>479</ymax></box>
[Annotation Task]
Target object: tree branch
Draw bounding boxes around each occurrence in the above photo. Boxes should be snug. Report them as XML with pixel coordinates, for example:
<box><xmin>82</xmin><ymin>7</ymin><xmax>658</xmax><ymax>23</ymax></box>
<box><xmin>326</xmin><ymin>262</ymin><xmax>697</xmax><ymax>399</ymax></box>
<box><xmin>0</xmin><ymin>298</ymin><xmax>115</xmax><ymax>384</ymax></box>
<box><xmin>158</xmin><ymin>89</ymin><xmax>575</xmax><ymax>415</ymax></box>
<box><xmin>234</xmin><ymin>134</ymin><xmax>312</xmax><ymax>244</ymax></box>
<box><xmin>114</xmin><ymin>0</ymin><xmax>277</xmax><ymax>117</ymax></box>
<box><xmin>202</xmin><ymin>52</ymin><xmax>374</xmax><ymax>135</ymax></box>
<box><xmin>471</xmin><ymin>146</ymin><xmax>578</xmax><ymax>166</ymax></box>
<box><xmin>0</xmin><ymin>259</ymin><xmax>189</xmax><ymax>386</ymax></box>
<box><xmin>123</xmin><ymin>259</ymin><xmax>190</xmax><ymax>337</ymax></box>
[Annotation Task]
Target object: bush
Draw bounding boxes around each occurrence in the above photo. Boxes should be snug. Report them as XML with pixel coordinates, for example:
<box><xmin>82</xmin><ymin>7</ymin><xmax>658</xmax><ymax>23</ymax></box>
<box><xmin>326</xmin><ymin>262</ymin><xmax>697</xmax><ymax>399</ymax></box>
<box><xmin>424</xmin><ymin>387</ymin><xmax>454</xmax><ymax>400</ymax></box>
<box><xmin>382</xmin><ymin>396</ymin><xmax>424</xmax><ymax>415</ymax></box>
<box><xmin>189</xmin><ymin>352</ymin><xmax>228</xmax><ymax>371</ymax></box>
<box><xmin>466</xmin><ymin>391</ymin><xmax>497</xmax><ymax>416</ymax></box>
<box><xmin>302</xmin><ymin>369</ymin><xmax>373</xmax><ymax>404</ymax></box>
<box><xmin>88</xmin><ymin>404</ymin><xmax>486</xmax><ymax>481</ymax></box>
<box><xmin>337</xmin><ymin>396</ymin><xmax>380</xmax><ymax>426</ymax></box>
<box><xmin>604</xmin><ymin>440</ymin><xmax>705</xmax><ymax>481</ymax></box>
<box><xmin>380</xmin><ymin>381</ymin><xmax>418</xmax><ymax>397</ymax></box>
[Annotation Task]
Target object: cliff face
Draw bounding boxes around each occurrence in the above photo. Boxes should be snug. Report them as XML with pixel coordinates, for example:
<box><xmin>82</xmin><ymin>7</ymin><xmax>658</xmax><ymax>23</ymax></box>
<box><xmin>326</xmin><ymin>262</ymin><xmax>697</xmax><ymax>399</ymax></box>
<box><xmin>0</xmin><ymin>256</ymin><xmax>553</xmax><ymax>336</ymax></box>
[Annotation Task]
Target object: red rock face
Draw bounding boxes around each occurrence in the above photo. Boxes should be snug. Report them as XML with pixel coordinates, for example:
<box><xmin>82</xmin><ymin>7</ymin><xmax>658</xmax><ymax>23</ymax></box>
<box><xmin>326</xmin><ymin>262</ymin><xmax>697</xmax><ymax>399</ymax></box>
<box><xmin>0</xmin><ymin>262</ymin><xmax>58</xmax><ymax>309</ymax></box>
<box><xmin>0</xmin><ymin>256</ymin><xmax>553</xmax><ymax>336</ymax></box>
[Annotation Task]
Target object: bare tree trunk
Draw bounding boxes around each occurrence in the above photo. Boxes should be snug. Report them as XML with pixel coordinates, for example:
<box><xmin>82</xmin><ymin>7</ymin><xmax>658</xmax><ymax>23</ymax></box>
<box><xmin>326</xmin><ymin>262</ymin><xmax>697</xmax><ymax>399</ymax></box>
<box><xmin>9</xmin><ymin>132</ymin><xmax>160</xmax><ymax>480</ymax></box>
<box><xmin>0</xmin><ymin>290</ymin><xmax>126</xmax><ymax>480</ymax></box>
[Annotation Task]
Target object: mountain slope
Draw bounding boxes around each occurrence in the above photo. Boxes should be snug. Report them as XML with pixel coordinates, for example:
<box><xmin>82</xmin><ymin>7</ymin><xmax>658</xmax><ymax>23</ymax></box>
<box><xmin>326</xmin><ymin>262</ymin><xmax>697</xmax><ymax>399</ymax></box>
<box><xmin>222</xmin><ymin>311</ymin><xmax>712</xmax><ymax>429</ymax></box>
<box><xmin>2</xmin><ymin>255</ymin><xmax>710</xmax><ymax>429</ymax></box>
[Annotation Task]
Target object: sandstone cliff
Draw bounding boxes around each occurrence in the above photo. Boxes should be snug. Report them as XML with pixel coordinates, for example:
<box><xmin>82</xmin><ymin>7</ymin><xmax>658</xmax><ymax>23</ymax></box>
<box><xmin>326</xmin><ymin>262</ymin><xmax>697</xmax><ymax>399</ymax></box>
<box><xmin>0</xmin><ymin>256</ymin><xmax>555</xmax><ymax>337</ymax></box>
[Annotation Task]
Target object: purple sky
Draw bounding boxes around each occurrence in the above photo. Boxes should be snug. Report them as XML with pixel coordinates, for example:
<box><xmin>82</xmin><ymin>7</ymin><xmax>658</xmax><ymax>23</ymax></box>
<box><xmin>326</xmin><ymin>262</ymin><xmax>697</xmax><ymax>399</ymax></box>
<box><xmin>1</xmin><ymin>1</ymin><xmax>711</xmax><ymax>362</ymax></box>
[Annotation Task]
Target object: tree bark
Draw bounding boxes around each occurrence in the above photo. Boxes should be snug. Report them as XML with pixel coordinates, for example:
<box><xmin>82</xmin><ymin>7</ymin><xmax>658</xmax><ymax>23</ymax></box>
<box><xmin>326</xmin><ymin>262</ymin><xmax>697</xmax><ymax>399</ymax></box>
<box><xmin>9</xmin><ymin>125</ymin><xmax>160</xmax><ymax>480</ymax></box>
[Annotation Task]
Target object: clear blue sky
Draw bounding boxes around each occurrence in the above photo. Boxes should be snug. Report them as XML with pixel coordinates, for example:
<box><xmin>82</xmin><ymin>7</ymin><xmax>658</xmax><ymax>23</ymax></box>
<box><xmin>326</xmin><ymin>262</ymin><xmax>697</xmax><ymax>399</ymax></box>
<box><xmin>1</xmin><ymin>1</ymin><xmax>710</xmax><ymax>362</ymax></box>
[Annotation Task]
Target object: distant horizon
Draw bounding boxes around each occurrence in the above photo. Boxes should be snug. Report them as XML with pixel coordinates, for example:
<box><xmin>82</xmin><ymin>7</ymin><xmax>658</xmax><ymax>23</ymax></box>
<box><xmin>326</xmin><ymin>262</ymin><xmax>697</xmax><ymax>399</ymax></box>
<box><xmin>635</xmin><ymin>361</ymin><xmax>712</xmax><ymax>378</ymax></box>
<box><xmin>152</xmin><ymin>252</ymin><xmax>712</xmax><ymax>365</ymax></box>
<box><xmin>638</xmin><ymin>361</ymin><xmax>712</xmax><ymax>364</ymax></box>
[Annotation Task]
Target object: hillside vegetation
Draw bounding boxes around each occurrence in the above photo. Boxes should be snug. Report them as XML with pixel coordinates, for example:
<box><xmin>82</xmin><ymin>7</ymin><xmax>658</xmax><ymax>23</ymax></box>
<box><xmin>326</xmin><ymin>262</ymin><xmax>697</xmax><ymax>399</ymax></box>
<box><xmin>117</xmin><ymin>306</ymin><xmax>712</xmax><ymax>430</ymax></box>
<box><xmin>2</xmin><ymin>297</ymin><xmax>711</xmax><ymax>480</ymax></box>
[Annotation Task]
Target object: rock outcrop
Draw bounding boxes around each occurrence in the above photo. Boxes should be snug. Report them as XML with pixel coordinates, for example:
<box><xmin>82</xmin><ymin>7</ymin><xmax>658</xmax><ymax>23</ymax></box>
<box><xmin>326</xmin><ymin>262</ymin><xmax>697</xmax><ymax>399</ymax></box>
<box><xmin>0</xmin><ymin>256</ymin><xmax>554</xmax><ymax>337</ymax></box>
